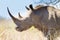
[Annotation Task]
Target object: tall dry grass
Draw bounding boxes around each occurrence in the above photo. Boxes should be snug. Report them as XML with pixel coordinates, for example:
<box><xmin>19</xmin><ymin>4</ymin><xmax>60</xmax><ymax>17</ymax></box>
<box><xmin>0</xmin><ymin>19</ymin><xmax>60</xmax><ymax>40</ymax></box>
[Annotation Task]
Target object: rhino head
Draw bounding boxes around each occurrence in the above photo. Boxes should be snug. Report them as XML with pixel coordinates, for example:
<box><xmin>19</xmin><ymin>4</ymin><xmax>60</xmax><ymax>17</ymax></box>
<box><xmin>7</xmin><ymin>6</ymin><xmax>34</xmax><ymax>31</ymax></box>
<box><xmin>7</xmin><ymin>4</ymin><xmax>46</xmax><ymax>32</ymax></box>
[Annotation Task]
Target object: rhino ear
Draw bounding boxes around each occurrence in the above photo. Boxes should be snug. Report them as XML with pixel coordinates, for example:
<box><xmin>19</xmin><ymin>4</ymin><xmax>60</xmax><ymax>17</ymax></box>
<box><xmin>25</xmin><ymin>6</ymin><xmax>30</xmax><ymax>10</ymax></box>
<box><xmin>7</xmin><ymin>7</ymin><xmax>21</xmax><ymax>26</ymax></box>
<box><xmin>29</xmin><ymin>4</ymin><xmax>34</xmax><ymax>10</ymax></box>
<box><xmin>18</xmin><ymin>12</ymin><xmax>22</xmax><ymax>18</ymax></box>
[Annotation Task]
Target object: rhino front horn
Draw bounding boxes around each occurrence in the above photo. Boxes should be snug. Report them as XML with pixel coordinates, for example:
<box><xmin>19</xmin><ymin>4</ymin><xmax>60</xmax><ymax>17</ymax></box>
<box><xmin>7</xmin><ymin>7</ymin><xmax>21</xmax><ymax>26</ymax></box>
<box><xmin>7</xmin><ymin>7</ymin><xmax>16</xmax><ymax>20</ymax></box>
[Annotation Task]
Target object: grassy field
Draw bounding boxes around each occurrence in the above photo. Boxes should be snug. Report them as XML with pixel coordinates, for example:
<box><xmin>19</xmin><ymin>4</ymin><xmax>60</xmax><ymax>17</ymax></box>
<box><xmin>0</xmin><ymin>19</ymin><xmax>60</xmax><ymax>40</ymax></box>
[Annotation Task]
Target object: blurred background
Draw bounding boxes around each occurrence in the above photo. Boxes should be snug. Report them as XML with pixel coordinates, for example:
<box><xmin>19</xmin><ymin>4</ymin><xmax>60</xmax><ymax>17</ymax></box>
<box><xmin>0</xmin><ymin>0</ymin><xmax>60</xmax><ymax>33</ymax></box>
<box><xmin>0</xmin><ymin>0</ymin><xmax>60</xmax><ymax>40</ymax></box>
<box><xmin>0</xmin><ymin>0</ymin><xmax>60</xmax><ymax>29</ymax></box>
<box><xmin>0</xmin><ymin>0</ymin><xmax>60</xmax><ymax>19</ymax></box>
<box><xmin>0</xmin><ymin>0</ymin><xmax>34</xmax><ymax>19</ymax></box>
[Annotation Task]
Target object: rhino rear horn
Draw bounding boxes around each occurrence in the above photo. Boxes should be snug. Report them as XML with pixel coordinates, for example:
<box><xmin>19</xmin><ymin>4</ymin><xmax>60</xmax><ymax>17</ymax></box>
<box><xmin>7</xmin><ymin>7</ymin><xmax>21</xmax><ymax>26</ymax></box>
<box><xmin>18</xmin><ymin>12</ymin><xmax>22</xmax><ymax>18</ymax></box>
<box><xmin>29</xmin><ymin>4</ymin><xmax>34</xmax><ymax>10</ymax></box>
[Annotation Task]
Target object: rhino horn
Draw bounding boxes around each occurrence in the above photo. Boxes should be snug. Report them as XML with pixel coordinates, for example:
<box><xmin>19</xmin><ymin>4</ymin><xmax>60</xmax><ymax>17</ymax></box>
<box><xmin>7</xmin><ymin>7</ymin><xmax>21</xmax><ymax>26</ymax></box>
<box><xmin>29</xmin><ymin>4</ymin><xmax>34</xmax><ymax>10</ymax></box>
<box><xmin>25</xmin><ymin>6</ymin><xmax>30</xmax><ymax>10</ymax></box>
<box><xmin>18</xmin><ymin>12</ymin><xmax>23</xmax><ymax>18</ymax></box>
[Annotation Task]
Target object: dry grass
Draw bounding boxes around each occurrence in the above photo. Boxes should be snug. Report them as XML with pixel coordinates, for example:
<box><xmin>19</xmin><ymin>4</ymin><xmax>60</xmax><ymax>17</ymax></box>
<box><xmin>0</xmin><ymin>26</ymin><xmax>48</xmax><ymax>40</ymax></box>
<box><xmin>0</xmin><ymin>19</ymin><xmax>60</xmax><ymax>40</ymax></box>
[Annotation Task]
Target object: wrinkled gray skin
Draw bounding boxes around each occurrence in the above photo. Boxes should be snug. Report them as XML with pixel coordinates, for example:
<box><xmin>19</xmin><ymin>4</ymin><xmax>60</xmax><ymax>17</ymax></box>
<box><xmin>7</xmin><ymin>4</ymin><xmax>60</xmax><ymax>40</ymax></box>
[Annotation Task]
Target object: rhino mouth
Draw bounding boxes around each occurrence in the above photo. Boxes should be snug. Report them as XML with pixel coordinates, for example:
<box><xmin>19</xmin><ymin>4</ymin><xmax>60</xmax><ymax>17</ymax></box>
<box><xmin>16</xmin><ymin>27</ymin><xmax>24</xmax><ymax>32</ymax></box>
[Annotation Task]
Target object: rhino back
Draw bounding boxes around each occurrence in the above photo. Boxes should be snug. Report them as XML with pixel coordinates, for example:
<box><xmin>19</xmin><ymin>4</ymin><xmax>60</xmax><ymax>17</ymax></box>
<box><xmin>40</xmin><ymin>6</ymin><xmax>60</xmax><ymax>29</ymax></box>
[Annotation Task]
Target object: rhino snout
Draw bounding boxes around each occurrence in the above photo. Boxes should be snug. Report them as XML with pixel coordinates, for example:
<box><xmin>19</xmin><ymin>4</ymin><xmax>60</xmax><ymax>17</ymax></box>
<box><xmin>16</xmin><ymin>27</ymin><xmax>23</xmax><ymax>32</ymax></box>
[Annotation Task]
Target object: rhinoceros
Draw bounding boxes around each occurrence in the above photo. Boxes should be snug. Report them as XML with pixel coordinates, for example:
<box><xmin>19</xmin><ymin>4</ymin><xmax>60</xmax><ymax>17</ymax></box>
<box><xmin>7</xmin><ymin>4</ymin><xmax>60</xmax><ymax>40</ymax></box>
